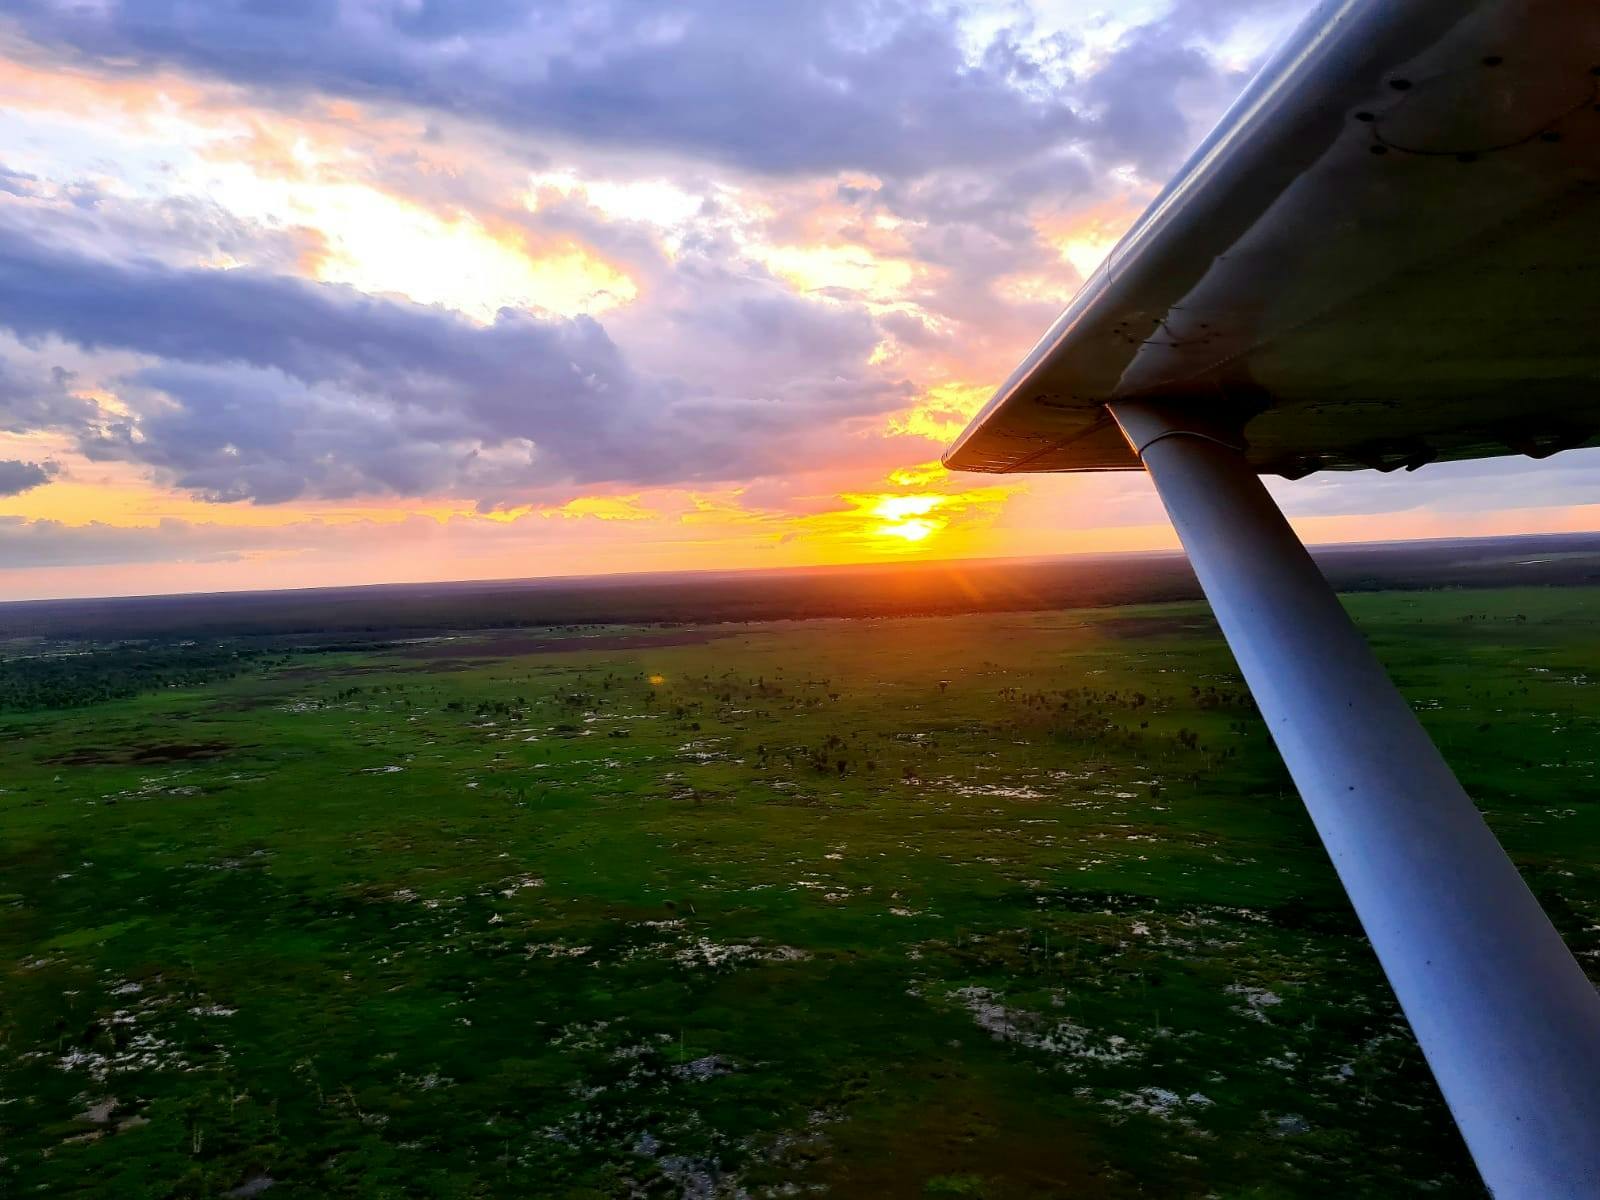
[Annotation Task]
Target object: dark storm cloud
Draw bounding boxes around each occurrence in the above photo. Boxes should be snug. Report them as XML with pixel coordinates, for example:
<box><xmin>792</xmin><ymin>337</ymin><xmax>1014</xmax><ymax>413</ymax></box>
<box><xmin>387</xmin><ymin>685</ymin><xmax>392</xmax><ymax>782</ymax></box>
<box><xmin>0</xmin><ymin>232</ymin><xmax>900</xmax><ymax>503</ymax></box>
<box><xmin>0</xmin><ymin>459</ymin><xmax>59</xmax><ymax>496</ymax></box>
<box><xmin>5</xmin><ymin>0</ymin><xmax>1085</xmax><ymax>177</ymax></box>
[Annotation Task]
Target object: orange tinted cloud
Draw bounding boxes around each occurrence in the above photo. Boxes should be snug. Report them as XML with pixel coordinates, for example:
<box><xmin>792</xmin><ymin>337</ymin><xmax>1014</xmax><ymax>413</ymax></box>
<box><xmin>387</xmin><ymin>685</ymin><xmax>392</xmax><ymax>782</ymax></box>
<box><xmin>886</xmin><ymin>382</ymin><xmax>993</xmax><ymax>443</ymax></box>
<box><xmin>1036</xmin><ymin>195</ymin><xmax>1148</xmax><ymax>281</ymax></box>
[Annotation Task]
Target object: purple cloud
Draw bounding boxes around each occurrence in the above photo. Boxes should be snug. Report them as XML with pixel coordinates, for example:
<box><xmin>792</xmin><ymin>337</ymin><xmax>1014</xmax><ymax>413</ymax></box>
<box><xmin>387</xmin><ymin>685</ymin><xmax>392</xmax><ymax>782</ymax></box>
<box><xmin>0</xmin><ymin>227</ymin><xmax>905</xmax><ymax>503</ymax></box>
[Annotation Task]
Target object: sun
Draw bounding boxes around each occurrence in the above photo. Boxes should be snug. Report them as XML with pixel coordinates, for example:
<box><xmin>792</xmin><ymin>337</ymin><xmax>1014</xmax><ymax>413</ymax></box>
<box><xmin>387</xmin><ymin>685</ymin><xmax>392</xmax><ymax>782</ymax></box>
<box><xmin>816</xmin><ymin>481</ymin><xmax>1011</xmax><ymax>556</ymax></box>
<box><xmin>876</xmin><ymin>517</ymin><xmax>938</xmax><ymax>543</ymax></box>
<box><xmin>868</xmin><ymin>494</ymin><xmax>946</xmax><ymax>546</ymax></box>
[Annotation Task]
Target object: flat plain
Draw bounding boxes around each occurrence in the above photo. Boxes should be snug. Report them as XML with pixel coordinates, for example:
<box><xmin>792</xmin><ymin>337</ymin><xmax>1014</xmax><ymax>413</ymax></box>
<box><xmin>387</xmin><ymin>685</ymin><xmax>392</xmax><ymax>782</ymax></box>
<box><xmin>4</xmin><ymin>573</ymin><xmax>1600</xmax><ymax>1198</ymax></box>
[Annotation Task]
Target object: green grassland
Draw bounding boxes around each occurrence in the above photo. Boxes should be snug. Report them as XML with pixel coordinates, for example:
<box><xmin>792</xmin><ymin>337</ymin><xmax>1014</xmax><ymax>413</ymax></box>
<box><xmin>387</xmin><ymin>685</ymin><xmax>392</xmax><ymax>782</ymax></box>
<box><xmin>4</xmin><ymin>587</ymin><xmax>1600</xmax><ymax>1198</ymax></box>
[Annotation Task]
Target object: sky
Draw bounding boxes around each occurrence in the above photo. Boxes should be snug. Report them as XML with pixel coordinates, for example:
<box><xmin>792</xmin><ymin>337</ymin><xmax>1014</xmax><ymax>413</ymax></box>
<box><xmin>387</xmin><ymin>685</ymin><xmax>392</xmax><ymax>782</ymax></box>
<box><xmin>2</xmin><ymin>0</ymin><xmax>1600</xmax><ymax>601</ymax></box>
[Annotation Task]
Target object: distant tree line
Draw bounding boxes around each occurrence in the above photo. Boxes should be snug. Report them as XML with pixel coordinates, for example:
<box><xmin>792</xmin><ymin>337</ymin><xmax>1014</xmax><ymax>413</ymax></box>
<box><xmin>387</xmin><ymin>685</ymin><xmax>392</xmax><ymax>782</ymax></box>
<box><xmin>0</xmin><ymin>643</ymin><xmax>272</xmax><ymax>712</ymax></box>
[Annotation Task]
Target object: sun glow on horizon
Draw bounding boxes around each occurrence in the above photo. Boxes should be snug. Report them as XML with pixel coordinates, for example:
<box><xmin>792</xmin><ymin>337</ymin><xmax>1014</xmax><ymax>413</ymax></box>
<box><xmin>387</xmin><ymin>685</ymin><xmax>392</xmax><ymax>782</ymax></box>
<box><xmin>852</xmin><ymin>492</ymin><xmax>945</xmax><ymax>546</ymax></box>
<box><xmin>876</xmin><ymin>516</ymin><xmax>938</xmax><ymax>542</ymax></box>
<box><xmin>871</xmin><ymin>494</ymin><xmax>944</xmax><ymax>545</ymax></box>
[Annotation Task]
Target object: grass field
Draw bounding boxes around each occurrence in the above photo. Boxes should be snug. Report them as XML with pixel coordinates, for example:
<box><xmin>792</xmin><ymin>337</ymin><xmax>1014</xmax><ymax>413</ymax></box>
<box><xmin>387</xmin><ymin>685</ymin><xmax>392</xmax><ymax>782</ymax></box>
<box><xmin>4</xmin><ymin>586</ymin><xmax>1600</xmax><ymax>1198</ymax></box>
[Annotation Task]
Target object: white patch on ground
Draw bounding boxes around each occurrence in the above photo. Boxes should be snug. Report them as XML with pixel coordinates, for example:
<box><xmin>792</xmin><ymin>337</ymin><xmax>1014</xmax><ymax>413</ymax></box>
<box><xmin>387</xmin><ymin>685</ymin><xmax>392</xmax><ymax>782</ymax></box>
<box><xmin>1103</xmin><ymin>1087</ymin><xmax>1213</xmax><ymax>1127</ymax></box>
<box><xmin>952</xmin><ymin>987</ymin><xmax>1139</xmax><ymax>1066</ymax></box>
<box><xmin>398</xmin><ymin>1070</ymin><xmax>452</xmax><ymax>1091</ymax></box>
<box><xmin>1225</xmin><ymin>984</ymin><xmax>1283</xmax><ymax>1021</ymax></box>
<box><xmin>630</xmin><ymin>1134</ymin><xmax>733</xmax><ymax>1200</ymax></box>
<box><xmin>676</xmin><ymin>737</ymin><xmax>735</xmax><ymax>763</ymax></box>
<box><xmin>224</xmin><ymin>1174</ymin><xmax>276</xmax><ymax>1197</ymax></box>
<box><xmin>947</xmin><ymin>782</ymin><xmax>1048</xmax><ymax>800</ymax></box>
<box><xmin>672</xmin><ymin>1054</ymin><xmax>737</xmax><ymax>1082</ymax></box>
<box><xmin>75</xmin><ymin>1097</ymin><xmax>118</xmax><ymax>1124</ymax></box>
<box><xmin>525</xmin><ymin>942</ymin><xmax>591</xmax><ymax>959</ymax></box>
<box><xmin>670</xmin><ymin>938</ymin><xmax>809</xmax><ymax>969</ymax></box>
<box><xmin>56</xmin><ymin>1026</ymin><xmax>186</xmax><ymax>1084</ymax></box>
<box><xmin>29</xmin><ymin>976</ymin><xmax>228</xmax><ymax>1084</ymax></box>
<box><xmin>497</xmin><ymin>874</ymin><xmax>544</xmax><ymax>897</ymax></box>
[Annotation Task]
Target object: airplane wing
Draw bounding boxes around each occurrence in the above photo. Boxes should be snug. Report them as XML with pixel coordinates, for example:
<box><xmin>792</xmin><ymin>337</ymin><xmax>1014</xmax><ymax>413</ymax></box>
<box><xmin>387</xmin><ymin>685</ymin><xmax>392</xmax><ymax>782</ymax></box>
<box><xmin>944</xmin><ymin>0</ymin><xmax>1600</xmax><ymax>478</ymax></box>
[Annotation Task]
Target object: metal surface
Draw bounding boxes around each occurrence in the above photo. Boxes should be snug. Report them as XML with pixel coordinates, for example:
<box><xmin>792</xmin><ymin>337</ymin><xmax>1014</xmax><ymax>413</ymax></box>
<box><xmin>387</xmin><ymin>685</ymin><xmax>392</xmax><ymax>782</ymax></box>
<box><xmin>945</xmin><ymin>0</ymin><xmax>1600</xmax><ymax>478</ymax></box>
<box><xmin>1110</xmin><ymin>401</ymin><xmax>1600</xmax><ymax>1199</ymax></box>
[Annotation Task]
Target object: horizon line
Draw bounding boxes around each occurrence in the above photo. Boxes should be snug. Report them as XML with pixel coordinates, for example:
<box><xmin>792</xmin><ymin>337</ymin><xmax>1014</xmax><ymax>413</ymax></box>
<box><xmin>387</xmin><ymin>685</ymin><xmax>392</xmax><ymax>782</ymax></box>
<box><xmin>2</xmin><ymin>528</ymin><xmax>1596</xmax><ymax>610</ymax></box>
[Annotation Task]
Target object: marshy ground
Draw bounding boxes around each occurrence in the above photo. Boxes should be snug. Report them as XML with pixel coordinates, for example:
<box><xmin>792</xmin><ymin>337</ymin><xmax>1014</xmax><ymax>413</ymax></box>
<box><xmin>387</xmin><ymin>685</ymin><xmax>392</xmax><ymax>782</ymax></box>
<box><xmin>4</xmin><ymin>587</ymin><xmax>1599</xmax><ymax>1197</ymax></box>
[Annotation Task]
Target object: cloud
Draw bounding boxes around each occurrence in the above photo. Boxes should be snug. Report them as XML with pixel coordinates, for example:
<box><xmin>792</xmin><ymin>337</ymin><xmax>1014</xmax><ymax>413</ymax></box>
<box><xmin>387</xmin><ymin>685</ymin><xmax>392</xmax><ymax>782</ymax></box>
<box><xmin>1081</xmin><ymin>34</ymin><xmax>1239</xmax><ymax>178</ymax></box>
<box><xmin>0</xmin><ymin>360</ymin><xmax>100</xmax><ymax>432</ymax></box>
<box><xmin>0</xmin><ymin>515</ymin><xmax>260</xmax><ymax>567</ymax></box>
<box><xmin>0</xmin><ymin>181</ymin><xmax>321</xmax><ymax>273</ymax></box>
<box><xmin>3</xmin><ymin>1</ymin><xmax>1314</xmax><ymax>184</ymax></box>
<box><xmin>1270</xmin><ymin>449</ymin><xmax>1600</xmax><ymax>519</ymax></box>
<box><xmin>0</xmin><ymin>1</ymin><xmax>1324</xmax><ymax>435</ymax></box>
<box><xmin>0</xmin><ymin>164</ymin><xmax>39</xmax><ymax>197</ymax></box>
<box><xmin>3</xmin><ymin>0</ymin><xmax>1085</xmax><ymax>178</ymax></box>
<box><xmin>0</xmin><ymin>227</ymin><xmax>904</xmax><ymax>503</ymax></box>
<box><xmin>0</xmin><ymin>458</ymin><xmax>59</xmax><ymax>496</ymax></box>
